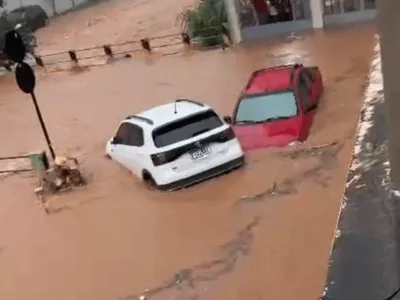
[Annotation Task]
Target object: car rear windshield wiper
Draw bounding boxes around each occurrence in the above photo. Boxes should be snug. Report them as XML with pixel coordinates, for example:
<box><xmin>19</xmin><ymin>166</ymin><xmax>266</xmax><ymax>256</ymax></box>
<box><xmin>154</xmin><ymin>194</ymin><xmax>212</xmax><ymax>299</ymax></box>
<box><xmin>236</xmin><ymin>117</ymin><xmax>291</xmax><ymax>124</ymax></box>
<box><xmin>235</xmin><ymin>120</ymin><xmax>264</xmax><ymax>124</ymax></box>
<box><xmin>191</xmin><ymin>128</ymin><xmax>210</xmax><ymax>137</ymax></box>
<box><xmin>263</xmin><ymin>116</ymin><xmax>291</xmax><ymax>122</ymax></box>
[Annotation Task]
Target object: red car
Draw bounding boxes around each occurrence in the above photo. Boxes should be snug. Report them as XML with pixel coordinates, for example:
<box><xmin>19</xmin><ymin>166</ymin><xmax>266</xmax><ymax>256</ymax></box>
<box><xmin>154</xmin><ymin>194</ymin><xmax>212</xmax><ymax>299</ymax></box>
<box><xmin>223</xmin><ymin>64</ymin><xmax>323</xmax><ymax>150</ymax></box>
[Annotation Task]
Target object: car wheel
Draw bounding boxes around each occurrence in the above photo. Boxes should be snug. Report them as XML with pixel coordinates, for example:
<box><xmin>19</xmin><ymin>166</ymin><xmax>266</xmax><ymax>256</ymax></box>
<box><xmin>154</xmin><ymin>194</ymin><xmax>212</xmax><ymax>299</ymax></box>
<box><xmin>143</xmin><ymin>171</ymin><xmax>157</xmax><ymax>190</ymax></box>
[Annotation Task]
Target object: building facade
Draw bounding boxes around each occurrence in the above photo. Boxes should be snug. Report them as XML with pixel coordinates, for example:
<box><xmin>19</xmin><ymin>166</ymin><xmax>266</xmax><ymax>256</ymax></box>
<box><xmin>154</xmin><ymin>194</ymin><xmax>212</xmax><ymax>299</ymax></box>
<box><xmin>225</xmin><ymin>0</ymin><xmax>376</xmax><ymax>42</ymax></box>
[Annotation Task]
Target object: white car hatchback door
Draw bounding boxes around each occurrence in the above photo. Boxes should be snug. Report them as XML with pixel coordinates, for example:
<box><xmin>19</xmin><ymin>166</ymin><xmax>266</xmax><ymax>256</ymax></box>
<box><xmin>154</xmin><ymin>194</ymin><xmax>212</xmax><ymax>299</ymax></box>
<box><xmin>151</xmin><ymin>110</ymin><xmax>229</xmax><ymax>172</ymax></box>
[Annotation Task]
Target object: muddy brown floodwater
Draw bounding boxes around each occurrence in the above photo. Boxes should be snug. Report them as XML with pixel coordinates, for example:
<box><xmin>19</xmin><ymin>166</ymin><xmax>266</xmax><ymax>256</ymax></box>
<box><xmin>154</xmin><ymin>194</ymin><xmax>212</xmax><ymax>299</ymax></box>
<box><xmin>0</xmin><ymin>1</ymin><xmax>375</xmax><ymax>298</ymax></box>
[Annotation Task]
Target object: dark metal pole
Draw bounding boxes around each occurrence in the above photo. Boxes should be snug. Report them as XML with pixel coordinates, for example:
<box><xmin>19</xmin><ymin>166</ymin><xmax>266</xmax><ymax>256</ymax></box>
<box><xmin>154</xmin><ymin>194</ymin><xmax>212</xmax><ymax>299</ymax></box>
<box><xmin>30</xmin><ymin>92</ymin><xmax>56</xmax><ymax>160</ymax></box>
<box><xmin>377</xmin><ymin>0</ymin><xmax>400</xmax><ymax>190</ymax></box>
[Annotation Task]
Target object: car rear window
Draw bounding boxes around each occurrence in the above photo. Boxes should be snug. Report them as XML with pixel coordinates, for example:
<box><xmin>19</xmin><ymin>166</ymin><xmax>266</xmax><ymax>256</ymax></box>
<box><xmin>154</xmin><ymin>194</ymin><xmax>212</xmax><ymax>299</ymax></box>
<box><xmin>152</xmin><ymin>110</ymin><xmax>223</xmax><ymax>148</ymax></box>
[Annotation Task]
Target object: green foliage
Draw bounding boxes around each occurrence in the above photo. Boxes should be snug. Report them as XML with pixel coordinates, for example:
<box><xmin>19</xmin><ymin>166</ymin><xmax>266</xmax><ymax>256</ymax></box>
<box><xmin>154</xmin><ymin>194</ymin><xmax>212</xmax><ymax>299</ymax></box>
<box><xmin>177</xmin><ymin>0</ymin><xmax>228</xmax><ymax>47</ymax></box>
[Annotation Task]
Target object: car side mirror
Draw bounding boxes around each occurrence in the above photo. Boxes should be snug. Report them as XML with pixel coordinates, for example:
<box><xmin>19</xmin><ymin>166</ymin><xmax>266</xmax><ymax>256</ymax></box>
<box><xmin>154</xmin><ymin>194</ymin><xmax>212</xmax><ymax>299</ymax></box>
<box><xmin>223</xmin><ymin>116</ymin><xmax>232</xmax><ymax>124</ymax></box>
<box><xmin>305</xmin><ymin>104</ymin><xmax>317</xmax><ymax>113</ymax></box>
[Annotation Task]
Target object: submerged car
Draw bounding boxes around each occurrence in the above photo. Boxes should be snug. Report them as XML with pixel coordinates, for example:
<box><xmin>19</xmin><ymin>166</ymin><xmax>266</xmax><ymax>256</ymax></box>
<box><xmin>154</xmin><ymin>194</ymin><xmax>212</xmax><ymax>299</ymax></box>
<box><xmin>106</xmin><ymin>99</ymin><xmax>244</xmax><ymax>191</ymax></box>
<box><xmin>6</xmin><ymin>5</ymin><xmax>49</xmax><ymax>32</ymax></box>
<box><xmin>223</xmin><ymin>64</ymin><xmax>323</xmax><ymax>150</ymax></box>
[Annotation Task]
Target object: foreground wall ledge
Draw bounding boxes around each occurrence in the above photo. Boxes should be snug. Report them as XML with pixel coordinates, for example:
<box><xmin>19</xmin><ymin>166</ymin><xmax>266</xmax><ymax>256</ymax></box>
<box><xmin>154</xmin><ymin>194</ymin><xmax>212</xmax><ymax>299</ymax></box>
<box><xmin>322</xmin><ymin>39</ymin><xmax>400</xmax><ymax>300</ymax></box>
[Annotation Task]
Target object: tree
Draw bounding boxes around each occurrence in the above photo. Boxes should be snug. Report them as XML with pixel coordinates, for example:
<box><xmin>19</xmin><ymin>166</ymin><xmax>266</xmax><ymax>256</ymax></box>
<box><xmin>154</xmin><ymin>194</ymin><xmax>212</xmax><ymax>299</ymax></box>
<box><xmin>177</xmin><ymin>0</ymin><xmax>228</xmax><ymax>47</ymax></box>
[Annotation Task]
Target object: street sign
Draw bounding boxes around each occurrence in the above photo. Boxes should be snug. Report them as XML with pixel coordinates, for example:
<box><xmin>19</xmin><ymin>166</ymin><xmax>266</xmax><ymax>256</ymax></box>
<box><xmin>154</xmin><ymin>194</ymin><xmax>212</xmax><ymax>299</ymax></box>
<box><xmin>4</xmin><ymin>30</ymin><xmax>26</xmax><ymax>63</ymax></box>
<box><xmin>15</xmin><ymin>62</ymin><xmax>35</xmax><ymax>93</ymax></box>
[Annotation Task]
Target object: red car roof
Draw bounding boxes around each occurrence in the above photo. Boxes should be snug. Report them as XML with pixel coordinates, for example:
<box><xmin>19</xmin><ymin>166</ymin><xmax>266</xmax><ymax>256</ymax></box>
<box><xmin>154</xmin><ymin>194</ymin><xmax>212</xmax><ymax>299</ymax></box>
<box><xmin>244</xmin><ymin>66</ymin><xmax>295</xmax><ymax>95</ymax></box>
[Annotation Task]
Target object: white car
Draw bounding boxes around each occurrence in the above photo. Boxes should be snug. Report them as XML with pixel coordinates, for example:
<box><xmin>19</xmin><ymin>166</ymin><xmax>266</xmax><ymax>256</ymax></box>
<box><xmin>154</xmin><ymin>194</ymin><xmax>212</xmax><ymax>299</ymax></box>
<box><xmin>105</xmin><ymin>99</ymin><xmax>245</xmax><ymax>191</ymax></box>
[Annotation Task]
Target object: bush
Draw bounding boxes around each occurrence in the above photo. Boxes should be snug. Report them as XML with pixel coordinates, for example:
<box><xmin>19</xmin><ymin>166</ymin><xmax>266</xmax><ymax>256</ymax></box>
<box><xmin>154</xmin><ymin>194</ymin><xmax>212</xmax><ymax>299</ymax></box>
<box><xmin>177</xmin><ymin>0</ymin><xmax>228</xmax><ymax>47</ymax></box>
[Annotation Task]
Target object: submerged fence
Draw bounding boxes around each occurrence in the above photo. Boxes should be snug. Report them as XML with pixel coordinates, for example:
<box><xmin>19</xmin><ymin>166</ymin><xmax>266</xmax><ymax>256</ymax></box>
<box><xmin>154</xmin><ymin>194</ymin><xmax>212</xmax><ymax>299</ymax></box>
<box><xmin>30</xmin><ymin>25</ymin><xmax>232</xmax><ymax>69</ymax></box>
<box><xmin>0</xmin><ymin>152</ymin><xmax>49</xmax><ymax>176</ymax></box>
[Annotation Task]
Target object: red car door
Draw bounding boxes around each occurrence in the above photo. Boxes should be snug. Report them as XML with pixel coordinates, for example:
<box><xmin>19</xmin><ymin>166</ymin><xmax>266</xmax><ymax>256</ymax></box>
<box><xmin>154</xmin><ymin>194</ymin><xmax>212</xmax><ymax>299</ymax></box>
<box><xmin>296</xmin><ymin>70</ymin><xmax>316</xmax><ymax>141</ymax></box>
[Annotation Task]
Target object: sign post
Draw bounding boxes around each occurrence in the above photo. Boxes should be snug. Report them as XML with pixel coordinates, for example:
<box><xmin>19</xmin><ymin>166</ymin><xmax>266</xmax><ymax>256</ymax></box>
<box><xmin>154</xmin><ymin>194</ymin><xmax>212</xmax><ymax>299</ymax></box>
<box><xmin>3</xmin><ymin>30</ymin><xmax>56</xmax><ymax>160</ymax></box>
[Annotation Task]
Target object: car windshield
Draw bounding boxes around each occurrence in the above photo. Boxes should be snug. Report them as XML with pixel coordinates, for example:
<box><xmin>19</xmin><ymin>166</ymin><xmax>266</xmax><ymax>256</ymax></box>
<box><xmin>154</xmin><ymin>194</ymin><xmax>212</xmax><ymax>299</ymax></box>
<box><xmin>7</xmin><ymin>11</ymin><xmax>25</xmax><ymax>22</ymax></box>
<box><xmin>235</xmin><ymin>91</ymin><xmax>298</xmax><ymax>123</ymax></box>
<box><xmin>152</xmin><ymin>110</ymin><xmax>223</xmax><ymax>148</ymax></box>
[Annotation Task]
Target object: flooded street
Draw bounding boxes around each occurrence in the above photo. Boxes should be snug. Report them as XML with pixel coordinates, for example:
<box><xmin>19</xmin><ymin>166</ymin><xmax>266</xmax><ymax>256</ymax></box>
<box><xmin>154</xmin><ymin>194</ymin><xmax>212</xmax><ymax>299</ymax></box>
<box><xmin>0</xmin><ymin>0</ymin><xmax>375</xmax><ymax>299</ymax></box>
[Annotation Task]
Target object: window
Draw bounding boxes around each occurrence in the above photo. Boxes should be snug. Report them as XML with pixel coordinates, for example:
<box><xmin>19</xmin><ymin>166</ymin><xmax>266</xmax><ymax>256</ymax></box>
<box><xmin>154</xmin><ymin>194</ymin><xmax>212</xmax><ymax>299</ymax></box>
<box><xmin>7</xmin><ymin>10</ymin><xmax>25</xmax><ymax>22</ymax></box>
<box><xmin>152</xmin><ymin>110</ymin><xmax>223</xmax><ymax>148</ymax></box>
<box><xmin>238</xmin><ymin>0</ymin><xmax>311</xmax><ymax>27</ymax></box>
<box><xmin>115</xmin><ymin>123</ymin><xmax>144</xmax><ymax>146</ymax></box>
<box><xmin>323</xmin><ymin>0</ymin><xmax>341</xmax><ymax>14</ymax></box>
<box><xmin>115</xmin><ymin>123</ymin><xmax>130</xmax><ymax>144</ymax></box>
<box><xmin>364</xmin><ymin>0</ymin><xmax>376</xmax><ymax>9</ymax></box>
<box><xmin>324</xmin><ymin>0</ymin><xmax>373</xmax><ymax>14</ymax></box>
<box><xmin>343</xmin><ymin>0</ymin><xmax>361</xmax><ymax>12</ymax></box>
<box><xmin>235</xmin><ymin>91</ymin><xmax>298</xmax><ymax>123</ymax></box>
<box><xmin>298</xmin><ymin>72</ymin><xmax>312</xmax><ymax>109</ymax></box>
<box><xmin>299</xmin><ymin>72</ymin><xmax>312</xmax><ymax>91</ymax></box>
<box><xmin>126</xmin><ymin>124</ymin><xmax>144</xmax><ymax>147</ymax></box>
<box><xmin>290</xmin><ymin>0</ymin><xmax>311</xmax><ymax>20</ymax></box>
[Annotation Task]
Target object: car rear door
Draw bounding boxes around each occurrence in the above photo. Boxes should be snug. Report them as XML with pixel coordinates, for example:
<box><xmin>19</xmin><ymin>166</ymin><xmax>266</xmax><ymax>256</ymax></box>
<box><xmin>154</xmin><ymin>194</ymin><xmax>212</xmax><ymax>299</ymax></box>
<box><xmin>109</xmin><ymin>122</ymin><xmax>130</xmax><ymax>167</ymax></box>
<box><xmin>121</xmin><ymin>124</ymin><xmax>146</xmax><ymax>177</ymax></box>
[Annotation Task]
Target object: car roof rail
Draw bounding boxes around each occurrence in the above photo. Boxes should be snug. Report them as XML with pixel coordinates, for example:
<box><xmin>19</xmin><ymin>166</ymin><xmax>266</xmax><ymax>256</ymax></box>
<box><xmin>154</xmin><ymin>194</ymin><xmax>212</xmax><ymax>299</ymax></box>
<box><xmin>175</xmin><ymin>98</ymin><xmax>205</xmax><ymax>107</ymax></box>
<box><xmin>125</xmin><ymin>114</ymin><xmax>154</xmax><ymax>125</ymax></box>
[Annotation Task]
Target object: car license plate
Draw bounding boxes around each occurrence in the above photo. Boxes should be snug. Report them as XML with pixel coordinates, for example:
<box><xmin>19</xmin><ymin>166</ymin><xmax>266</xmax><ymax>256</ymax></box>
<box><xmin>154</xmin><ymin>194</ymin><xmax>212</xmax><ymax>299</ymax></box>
<box><xmin>190</xmin><ymin>147</ymin><xmax>211</xmax><ymax>160</ymax></box>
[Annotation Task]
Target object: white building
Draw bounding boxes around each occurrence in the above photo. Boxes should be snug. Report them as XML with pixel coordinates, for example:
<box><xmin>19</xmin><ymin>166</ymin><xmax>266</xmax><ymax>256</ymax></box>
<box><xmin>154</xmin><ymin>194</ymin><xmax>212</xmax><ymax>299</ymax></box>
<box><xmin>224</xmin><ymin>0</ymin><xmax>377</xmax><ymax>43</ymax></box>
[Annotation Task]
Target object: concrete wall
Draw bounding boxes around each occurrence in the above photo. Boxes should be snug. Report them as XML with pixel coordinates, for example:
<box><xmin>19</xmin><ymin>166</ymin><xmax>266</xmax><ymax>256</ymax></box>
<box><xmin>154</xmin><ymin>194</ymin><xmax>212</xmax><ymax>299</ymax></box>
<box><xmin>2</xmin><ymin>0</ymin><xmax>91</xmax><ymax>17</ymax></box>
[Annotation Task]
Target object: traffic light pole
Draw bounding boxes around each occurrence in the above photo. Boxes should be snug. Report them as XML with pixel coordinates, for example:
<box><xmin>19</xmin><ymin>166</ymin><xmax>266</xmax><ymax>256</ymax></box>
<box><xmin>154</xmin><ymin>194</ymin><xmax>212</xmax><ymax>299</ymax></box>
<box><xmin>377</xmin><ymin>0</ymin><xmax>400</xmax><ymax>190</ymax></box>
<box><xmin>3</xmin><ymin>30</ymin><xmax>56</xmax><ymax>162</ymax></box>
<box><xmin>30</xmin><ymin>91</ymin><xmax>56</xmax><ymax>161</ymax></box>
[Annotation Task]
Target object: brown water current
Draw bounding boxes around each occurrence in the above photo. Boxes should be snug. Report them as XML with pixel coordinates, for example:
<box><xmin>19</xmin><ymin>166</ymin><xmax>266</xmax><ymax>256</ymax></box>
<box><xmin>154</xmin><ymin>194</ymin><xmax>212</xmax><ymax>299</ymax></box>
<box><xmin>0</xmin><ymin>1</ymin><xmax>375</xmax><ymax>299</ymax></box>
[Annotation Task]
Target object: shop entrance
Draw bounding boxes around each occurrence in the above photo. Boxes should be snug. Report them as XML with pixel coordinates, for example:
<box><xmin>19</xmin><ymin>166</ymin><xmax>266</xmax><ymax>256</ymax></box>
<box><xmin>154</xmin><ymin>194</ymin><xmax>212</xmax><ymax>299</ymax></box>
<box><xmin>323</xmin><ymin>0</ymin><xmax>376</xmax><ymax>26</ymax></box>
<box><xmin>239</xmin><ymin>0</ymin><xmax>313</xmax><ymax>40</ymax></box>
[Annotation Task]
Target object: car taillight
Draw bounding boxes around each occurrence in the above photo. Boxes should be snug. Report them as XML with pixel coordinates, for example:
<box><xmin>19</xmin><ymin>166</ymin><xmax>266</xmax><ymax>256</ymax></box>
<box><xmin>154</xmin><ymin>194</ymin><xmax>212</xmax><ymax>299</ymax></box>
<box><xmin>151</xmin><ymin>151</ymin><xmax>179</xmax><ymax>166</ymax></box>
<box><xmin>219</xmin><ymin>127</ymin><xmax>236</xmax><ymax>143</ymax></box>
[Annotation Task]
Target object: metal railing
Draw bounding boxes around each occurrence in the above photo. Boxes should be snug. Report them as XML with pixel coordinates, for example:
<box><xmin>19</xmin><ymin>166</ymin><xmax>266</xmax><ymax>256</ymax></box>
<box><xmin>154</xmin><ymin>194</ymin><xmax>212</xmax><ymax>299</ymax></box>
<box><xmin>28</xmin><ymin>26</ymin><xmax>232</xmax><ymax>69</ymax></box>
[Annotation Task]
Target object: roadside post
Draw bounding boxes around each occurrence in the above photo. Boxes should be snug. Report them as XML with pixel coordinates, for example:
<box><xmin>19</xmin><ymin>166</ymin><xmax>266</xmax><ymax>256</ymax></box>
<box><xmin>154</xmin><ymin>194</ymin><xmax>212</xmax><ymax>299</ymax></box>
<box><xmin>140</xmin><ymin>38</ymin><xmax>151</xmax><ymax>52</ymax></box>
<box><xmin>3</xmin><ymin>30</ymin><xmax>56</xmax><ymax>161</ymax></box>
